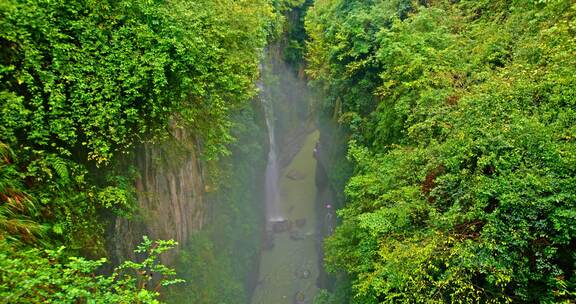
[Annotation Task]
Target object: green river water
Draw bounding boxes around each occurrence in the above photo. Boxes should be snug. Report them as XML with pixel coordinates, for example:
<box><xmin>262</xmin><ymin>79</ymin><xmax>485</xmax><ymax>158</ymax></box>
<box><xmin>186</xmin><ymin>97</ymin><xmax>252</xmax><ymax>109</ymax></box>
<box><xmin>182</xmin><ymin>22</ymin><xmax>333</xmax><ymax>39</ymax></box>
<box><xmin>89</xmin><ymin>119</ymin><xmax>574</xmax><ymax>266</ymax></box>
<box><xmin>251</xmin><ymin>130</ymin><xmax>320</xmax><ymax>304</ymax></box>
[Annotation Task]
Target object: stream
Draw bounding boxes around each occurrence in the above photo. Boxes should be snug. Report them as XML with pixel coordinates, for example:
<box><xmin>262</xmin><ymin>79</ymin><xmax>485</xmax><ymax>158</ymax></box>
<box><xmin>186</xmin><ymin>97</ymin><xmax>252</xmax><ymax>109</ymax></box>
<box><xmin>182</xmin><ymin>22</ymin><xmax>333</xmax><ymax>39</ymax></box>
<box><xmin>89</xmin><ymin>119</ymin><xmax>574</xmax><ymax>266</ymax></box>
<box><xmin>252</xmin><ymin>129</ymin><xmax>319</xmax><ymax>304</ymax></box>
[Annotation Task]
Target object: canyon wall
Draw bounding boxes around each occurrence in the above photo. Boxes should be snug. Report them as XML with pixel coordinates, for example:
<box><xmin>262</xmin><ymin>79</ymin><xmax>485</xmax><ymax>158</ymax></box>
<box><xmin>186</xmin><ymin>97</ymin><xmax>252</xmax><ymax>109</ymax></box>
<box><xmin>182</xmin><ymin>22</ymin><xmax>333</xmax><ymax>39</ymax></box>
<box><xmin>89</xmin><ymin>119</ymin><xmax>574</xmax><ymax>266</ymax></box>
<box><xmin>111</xmin><ymin>124</ymin><xmax>206</xmax><ymax>265</ymax></box>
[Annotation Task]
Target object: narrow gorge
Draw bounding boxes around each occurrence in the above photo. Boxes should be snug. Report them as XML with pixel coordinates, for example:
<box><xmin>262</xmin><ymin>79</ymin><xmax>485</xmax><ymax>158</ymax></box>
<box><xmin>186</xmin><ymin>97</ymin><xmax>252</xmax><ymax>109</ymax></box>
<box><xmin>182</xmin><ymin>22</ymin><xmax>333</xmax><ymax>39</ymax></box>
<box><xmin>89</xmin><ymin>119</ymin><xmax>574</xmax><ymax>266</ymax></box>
<box><xmin>2</xmin><ymin>1</ymin><xmax>575</xmax><ymax>303</ymax></box>
<box><xmin>252</xmin><ymin>44</ymin><xmax>320</xmax><ymax>303</ymax></box>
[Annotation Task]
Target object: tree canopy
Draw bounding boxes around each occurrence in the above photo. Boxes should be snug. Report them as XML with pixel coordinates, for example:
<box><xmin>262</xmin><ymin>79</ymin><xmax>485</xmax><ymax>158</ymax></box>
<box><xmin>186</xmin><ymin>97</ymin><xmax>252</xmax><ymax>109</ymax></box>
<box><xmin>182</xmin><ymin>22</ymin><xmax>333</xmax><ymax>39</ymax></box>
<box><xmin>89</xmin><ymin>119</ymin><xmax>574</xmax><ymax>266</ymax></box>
<box><xmin>306</xmin><ymin>0</ymin><xmax>576</xmax><ymax>302</ymax></box>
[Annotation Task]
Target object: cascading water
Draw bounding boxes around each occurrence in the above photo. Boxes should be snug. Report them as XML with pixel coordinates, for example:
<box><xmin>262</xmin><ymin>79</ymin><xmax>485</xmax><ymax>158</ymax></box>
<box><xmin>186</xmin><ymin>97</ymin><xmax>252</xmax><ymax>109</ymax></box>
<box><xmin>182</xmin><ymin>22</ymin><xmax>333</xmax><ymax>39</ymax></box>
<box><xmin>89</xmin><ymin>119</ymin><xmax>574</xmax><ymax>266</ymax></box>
<box><xmin>252</xmin><ymin>52</ymin><xmax>319</xmax><ymax>304</ymax></box>
<box><xmin>260</xmin><ymin>83</ymin><xmax>285</xmax><ymax>225</ymax></box>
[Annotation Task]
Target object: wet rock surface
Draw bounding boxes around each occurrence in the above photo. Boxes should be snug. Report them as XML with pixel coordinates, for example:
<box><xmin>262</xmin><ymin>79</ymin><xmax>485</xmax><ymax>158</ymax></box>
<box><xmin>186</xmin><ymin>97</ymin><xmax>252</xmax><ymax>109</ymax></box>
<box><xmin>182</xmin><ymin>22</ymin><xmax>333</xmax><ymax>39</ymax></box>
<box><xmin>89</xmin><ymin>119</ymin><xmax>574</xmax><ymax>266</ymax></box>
<box><xmin>294</xmin><ymin>291</ymin><xmax>308</xmax><ymax>304</ymax></box>
<box><xmin>272</xmin><ymin>220</ymin><xmax>291</xmax><ymax>233</ymax></box>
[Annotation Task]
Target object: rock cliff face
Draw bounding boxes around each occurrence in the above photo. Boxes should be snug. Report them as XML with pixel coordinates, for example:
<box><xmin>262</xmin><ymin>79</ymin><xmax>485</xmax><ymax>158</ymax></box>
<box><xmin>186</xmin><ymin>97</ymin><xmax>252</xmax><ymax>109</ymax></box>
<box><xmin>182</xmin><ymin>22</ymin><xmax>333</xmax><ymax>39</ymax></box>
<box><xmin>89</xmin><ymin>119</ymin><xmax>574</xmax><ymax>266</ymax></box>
<box><xmin>111</xmin><ymin>125</ymin><xmax>206</xmax><ymax>265</ymax></box>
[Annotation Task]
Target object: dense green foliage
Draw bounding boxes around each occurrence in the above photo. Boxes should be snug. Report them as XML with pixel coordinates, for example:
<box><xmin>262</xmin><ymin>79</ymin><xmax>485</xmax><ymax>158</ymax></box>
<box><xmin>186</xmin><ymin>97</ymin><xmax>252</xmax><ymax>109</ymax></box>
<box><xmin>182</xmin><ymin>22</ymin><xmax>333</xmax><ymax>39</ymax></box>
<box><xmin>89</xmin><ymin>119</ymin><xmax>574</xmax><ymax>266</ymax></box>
<box><xmin>0</xmin><ymin>0</ymin><xmax>274</xmax><ymax>301</ymax></box>
<box><xmin>1</xmin><ymin>0</ymin><xmax>271</xmax><ymax>163</ymax></box>
<box><xmin>280</xmin><ymin>0</ymin><xmax>314</xmax><ymax>67</ymax></box>
<box><xmin>0</xmin><ymin>0</ymin><xmax>272</xmax><ymax>246</ymax></box>
<box><xmin>0</xmin><ymin>236</ymin><xmax>181</xmax><ymax>303</ymax></box>
<box><xmin>306</xmin><ymin>0</ymin><xmax>576</xmax><ymax>302</ymax></box>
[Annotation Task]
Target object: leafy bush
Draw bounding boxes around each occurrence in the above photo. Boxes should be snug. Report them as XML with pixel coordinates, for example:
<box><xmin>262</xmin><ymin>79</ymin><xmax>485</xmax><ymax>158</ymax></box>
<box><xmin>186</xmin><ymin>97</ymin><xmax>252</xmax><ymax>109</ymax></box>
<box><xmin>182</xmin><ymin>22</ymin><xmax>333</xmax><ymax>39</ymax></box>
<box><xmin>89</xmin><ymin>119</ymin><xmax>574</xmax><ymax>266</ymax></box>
<box><xmin>0</xmin><ymin>236</ymin><xmax>182</xmax><ymax>303</ymax></box>
<box><xmin>307</xmin><ymin>0</ymin><xmax>576</xmax><ymax>302</ymax></box>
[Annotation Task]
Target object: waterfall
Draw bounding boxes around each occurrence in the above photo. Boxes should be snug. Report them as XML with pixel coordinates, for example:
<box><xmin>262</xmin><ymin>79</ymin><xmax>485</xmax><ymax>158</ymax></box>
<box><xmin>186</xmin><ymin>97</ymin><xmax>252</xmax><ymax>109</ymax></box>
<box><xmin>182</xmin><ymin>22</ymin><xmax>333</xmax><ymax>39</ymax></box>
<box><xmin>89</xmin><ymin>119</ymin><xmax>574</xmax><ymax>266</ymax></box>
<box><xmin>252</xmin><ymin>46</ymin><xmax>319</xmax><ymax>304</ymax></box>
<box><xmin>260</xmin><ymin>82</ymin><xmax>284</xmax><ymax>225</ymax></box>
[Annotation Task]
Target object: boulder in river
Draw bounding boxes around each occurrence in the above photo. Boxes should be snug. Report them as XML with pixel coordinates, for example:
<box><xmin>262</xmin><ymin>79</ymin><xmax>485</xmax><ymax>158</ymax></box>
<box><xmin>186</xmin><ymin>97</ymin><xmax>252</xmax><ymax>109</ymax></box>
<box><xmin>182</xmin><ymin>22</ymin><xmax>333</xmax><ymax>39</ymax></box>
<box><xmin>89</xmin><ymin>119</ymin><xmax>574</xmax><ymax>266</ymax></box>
<box><xmin>272</xmin><ymin>219</ymin><xmax>291</xmax><ymax>233</ymax></box>
<box><xmin>295</xmin><ymin>218</ymin><xmax>306</xmax><ymax>228</ymax></box>
<box><xmin>286</xmin><ymin>169</ymin><xmax>306</xmax><ymax>180</ymax></box>
<box><xmin>294</xmin><ymin>291</ymin><xmax>307</xmax><ymax>304</ymax></box>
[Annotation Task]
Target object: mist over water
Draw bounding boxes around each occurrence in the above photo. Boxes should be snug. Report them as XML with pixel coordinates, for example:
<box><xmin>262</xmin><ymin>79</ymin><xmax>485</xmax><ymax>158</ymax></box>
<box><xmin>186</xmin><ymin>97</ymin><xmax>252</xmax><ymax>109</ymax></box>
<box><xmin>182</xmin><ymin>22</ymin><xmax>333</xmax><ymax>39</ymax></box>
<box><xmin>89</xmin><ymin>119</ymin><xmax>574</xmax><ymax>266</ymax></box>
<box><xmin>252</xmin><ymin>49</ymin><xmax>319</xmax><ymax>304</ymax></box>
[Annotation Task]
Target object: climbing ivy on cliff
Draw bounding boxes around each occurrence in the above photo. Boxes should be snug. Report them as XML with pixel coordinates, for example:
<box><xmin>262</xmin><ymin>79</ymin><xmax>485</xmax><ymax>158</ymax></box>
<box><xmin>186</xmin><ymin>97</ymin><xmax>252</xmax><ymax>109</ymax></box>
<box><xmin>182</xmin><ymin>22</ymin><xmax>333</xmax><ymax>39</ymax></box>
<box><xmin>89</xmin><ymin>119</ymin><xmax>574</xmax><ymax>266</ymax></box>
<box><xmin>0</xmin><ymin>0</ymin><xmax>274</xmax><ymax>301</ymax></box>
<box><xmin>307</xmin><ymin>0</ymin><xmax>576</xmax><ymax>303</ymax></box>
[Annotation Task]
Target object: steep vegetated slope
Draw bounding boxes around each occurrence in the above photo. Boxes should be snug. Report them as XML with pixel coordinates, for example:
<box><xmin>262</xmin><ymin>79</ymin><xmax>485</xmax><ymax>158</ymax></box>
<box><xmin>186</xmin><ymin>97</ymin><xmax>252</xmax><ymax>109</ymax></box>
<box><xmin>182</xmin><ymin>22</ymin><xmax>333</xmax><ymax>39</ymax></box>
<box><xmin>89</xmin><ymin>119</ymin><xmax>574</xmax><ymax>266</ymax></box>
<box><xmin>306</xmin><ymin>0</ymin><xmax>576</xmax><ymax>302</ymax></box>
<box><xmin>0</xmin><ymin>0</ymin><xmax>273</xmax><ymax>301</ymax></box>
<box><xmin>163</xmin><ymin>106</ymin><xmax>268</xmax><ymax>303</ymax></box>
